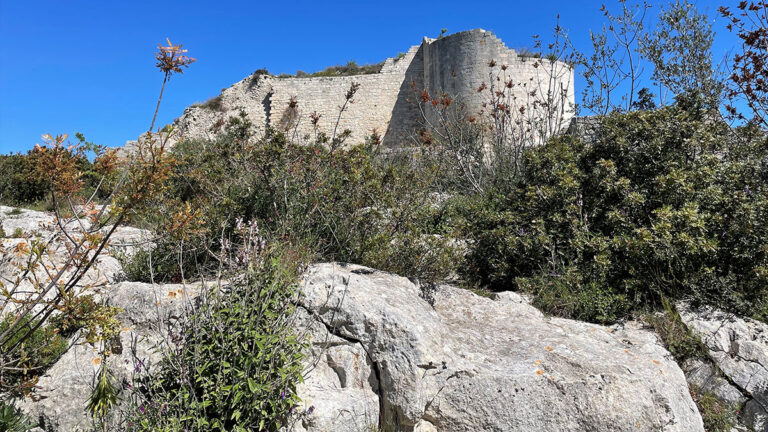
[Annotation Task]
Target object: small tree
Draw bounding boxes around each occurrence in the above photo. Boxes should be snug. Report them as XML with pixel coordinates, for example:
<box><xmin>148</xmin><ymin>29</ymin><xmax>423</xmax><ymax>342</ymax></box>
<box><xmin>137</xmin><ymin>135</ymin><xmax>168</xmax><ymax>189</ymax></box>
<box><xmin>641</xmin><ymin>0</ymin><xmax>720</xmax><ymax>105</ymax></box>
<box><xmin>569</xmin><ymin>0</ymin><xmax>650</xmax><ymax>116</ymax></box>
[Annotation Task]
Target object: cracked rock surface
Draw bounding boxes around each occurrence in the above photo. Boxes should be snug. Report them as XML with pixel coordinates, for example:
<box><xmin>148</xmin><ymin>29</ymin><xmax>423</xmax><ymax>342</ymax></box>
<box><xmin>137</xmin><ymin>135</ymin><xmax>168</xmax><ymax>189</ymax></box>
<box><xmin>297</xmin><ymin>263</ymin><xmax>704</xmax><ymax>432</ymax></box>
<box><xmin>18</xmin><ymin>281</ymin><xmax>200</xmax><ymax>431</ymax></box>
<box><xmin>679</xmin><ymin>303</ymin><xmax>768</xmax><ymax>431</ymax></box>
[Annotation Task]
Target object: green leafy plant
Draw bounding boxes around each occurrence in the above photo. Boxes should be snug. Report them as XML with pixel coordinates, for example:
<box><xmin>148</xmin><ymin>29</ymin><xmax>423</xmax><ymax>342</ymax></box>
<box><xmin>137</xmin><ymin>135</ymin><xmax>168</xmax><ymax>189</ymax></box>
<box><xmin>462</xmin><ymin>100</ymin><xmax>768</xmax><ymax>323</ymax></box>
<box><xmin>125</xmin><ymin>245</ymin><xmax>308</xmax><ymax>432</ymax></box>
<box><xmin>0</xmin><ymin>400</ymin><xmax>36</xmax><ymax>432</ymax></box>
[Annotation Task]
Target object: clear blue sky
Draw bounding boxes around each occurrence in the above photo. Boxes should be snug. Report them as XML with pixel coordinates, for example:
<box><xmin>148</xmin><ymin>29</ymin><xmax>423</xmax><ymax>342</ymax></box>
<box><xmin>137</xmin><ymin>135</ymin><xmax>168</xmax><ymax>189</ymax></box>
<box><xmin>0</xmin><ymin>0</ymin><xmax>735</xmax><ymax>154</ymax></box>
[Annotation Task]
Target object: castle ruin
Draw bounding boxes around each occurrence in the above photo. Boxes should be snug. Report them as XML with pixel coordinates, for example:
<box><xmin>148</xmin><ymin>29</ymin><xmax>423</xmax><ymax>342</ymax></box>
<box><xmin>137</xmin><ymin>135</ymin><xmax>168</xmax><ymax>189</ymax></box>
<box><xmin>169</xmin><ymin>29</ymin><xmax>575</xmax><ymax>147</ymax></box>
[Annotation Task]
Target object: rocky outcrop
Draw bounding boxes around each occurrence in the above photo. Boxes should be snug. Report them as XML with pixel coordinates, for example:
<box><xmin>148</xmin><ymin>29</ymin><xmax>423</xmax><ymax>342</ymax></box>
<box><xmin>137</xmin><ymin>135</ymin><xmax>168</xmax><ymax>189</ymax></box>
<box><xmin>0</xmin><ymin>206</ymin><xmax>151</xmax><ymax>296</ymax></box>
<box><xmin>296</xmin><ymin>263</ymin><xmax>704</xmax><ymax>431</ymax></box>
<box><xmin>5</xmin><ymin>206</ymin><xmax>709</xmax><ymax>431</ymax></box>
<box><xmin>679</xmin><ymin>303</ymin><xmax>768</xmax><ymax>431</ymax></box>
<box><xmin>18</xmin><ymin>281</ymin><xmax>199</xmax><ymax>431</ymax></box>
<box><xmin>17</xmin><ymin>260</ymin><xmax>707</xmax><ymax>432</ymax></box>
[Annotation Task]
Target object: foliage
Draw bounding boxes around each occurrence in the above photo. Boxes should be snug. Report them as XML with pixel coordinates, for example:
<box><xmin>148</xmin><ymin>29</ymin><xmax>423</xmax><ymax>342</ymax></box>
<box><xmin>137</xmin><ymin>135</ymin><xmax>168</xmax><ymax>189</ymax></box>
<box><xmin>283</xmin><ymin>60</ymin><xmax>384</xmax><ymax>78</ymax></box>
<box><xmin>194</xmin><ymin>94</ymin><xmax>225</xmax><ymax>112</ymax></box>
<box><xmin>0</xmin><ymin>40</ymin><xmax>188</xmax><ymax>413</ymax></box>
<box><xmin>461</xmin><ymin>100</ymin><xmax>768</xmax><ymax>323</ymax></box>
<box><xmin>643</xmin><ymin>300</ymin><xmax>709</xmax><ymax>363</ymax></box>
<box><xmin>720</xmin><ymin>2</ymin><xmax>768</xmax><ymax>129</ymax></box>
<box><xmin>568</xmin><ymin>0</ymin><xmax>650</xmax><ymax>115</ymax></box>
<box><xmin>0</xmin><ymin>315</ymin><xmax>68</xmax><ymax>398</ymax></box>
<box><xmin>641</xmin><ymin>0</ymin><xmax>720</xmax><ymax>104</ymax></box>
<box><xmin>690</xmin><ymin>387</ymin><xmax>739</xmax><ymax>432</ymax></box>
<box><xmin>124</xmin><ymin>246</ymin><xmax>307</xmax><ymax>432</ymax></box>
<box><xmin>0</xmin><ymin>400</ymin><xmax>36</xmax><ymax>432</ymax></box>
<box><xmin>0</xmin><ymin>133</ymin><xmax>118</xmax><ymax>208</ymax></box>
<box><xmin>87</xmin><ymin>359</ymin><xmax>119</xmax><ymax>422</ymax></box>
<box><xmin>129</xmin><ymin>114</ymin><xmax>459</xmax><ymax>285</ymax></box>
<box><xmin>0</xmin><ymin>153</ymin><xmax>48</xmax><ymax>206</ymax></box>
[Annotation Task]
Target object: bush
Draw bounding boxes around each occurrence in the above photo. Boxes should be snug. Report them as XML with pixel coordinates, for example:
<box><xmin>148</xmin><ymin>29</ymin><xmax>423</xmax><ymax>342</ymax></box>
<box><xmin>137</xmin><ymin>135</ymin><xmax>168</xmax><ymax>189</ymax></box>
<box><xmin>0</xmin><ymin>153</ymin><xmax>49</xmax><ymax>205</ymax></box>
<box><xmin>131</xmin><ymin>115</ymin><xmax>459</xmax><ymax>285</ymax></box>
<box><xmin>690</xmin><ymin>387</ymin><xmax>740</xmax><ymax>432</ymax></box>
<box><xmin>0</xmin><ymin>134</ymin><xmax>117</xmax><ymax>207</ymax></box>
<box><xmin>194</xmin><ymin>95</ymin><xmax>225</xmax><ymax>112</ymax></box>
<box><xmin>462</xmin><ymin>100</ymin><xmax>768</xmax><ymax>322</ymax></box>
<box><xmin>0</xmin><ymin>315</ymin><xmax>69</xmax><ymax>397</ymax></box>
<box><xmin>282</xmin><ymin>60</ymin><xmax>385</xmax><ymax>78</ymax></box>
<box><xmin>124</xmin><ymin>245</ymin><xmax>307</xmax><ymax>431</ymax></box>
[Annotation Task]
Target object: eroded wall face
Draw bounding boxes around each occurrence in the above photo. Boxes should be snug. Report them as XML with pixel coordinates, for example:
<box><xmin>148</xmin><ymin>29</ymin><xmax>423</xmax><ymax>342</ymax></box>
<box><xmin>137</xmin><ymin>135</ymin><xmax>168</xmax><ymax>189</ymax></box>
<box><xmin>422</xmin><ymin>30</ymin><xmax>575</xmax><ymax>140</ymax></box>
<box><xmin>172</xmin><ymin>29</ymin><xmax>574</xmax><ymax>148</ymax></box>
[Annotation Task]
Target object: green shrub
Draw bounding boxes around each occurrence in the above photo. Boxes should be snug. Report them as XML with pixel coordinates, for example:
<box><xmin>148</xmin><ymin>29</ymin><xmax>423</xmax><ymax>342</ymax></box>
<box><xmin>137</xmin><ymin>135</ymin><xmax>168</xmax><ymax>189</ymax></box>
<box><xmin>462</xmin><ymin>101</ymin><xmax>768</xmax><ymax>322</ymax></box>
<box><xmin>0</xmin><ymin>153</ymin><xmax>48</xmax><ymax>205</ymax></box>
<box><xmin>136</xmin><ymin>115</ymin><xmax>459</xmax><ymax>284</ymax></box>
<box><xmin>690</xmin><ymin>387</ymin><xmax>739</xmax><ymax>432</ymax></box>
<box><xmin>0</xmin><ymin>315</ymin><xmax>69</xmax><ymax>397</ymax></box>
<box><xmin>0</xmin><ymin>134</ymin><xmax>115</xmax><ymax>207</ymax></box>
<box><xmin>194</xmin><ymin>95</ymin><xmax>225</xmax><ymax>112</ymax></box>
<box><xmin>281</xmin><ymin>60</ymin><xmax>385</xmax><ymax>78</ymax></box>
<box><xmin>643</xmin><ymin>300</ymin><xmax>709</xmax><ymax>363</ymax></box>
<box><xmin>125</xmin><ymin>245</ymin><xmax>307</xmax><ymax>431</ymax></box>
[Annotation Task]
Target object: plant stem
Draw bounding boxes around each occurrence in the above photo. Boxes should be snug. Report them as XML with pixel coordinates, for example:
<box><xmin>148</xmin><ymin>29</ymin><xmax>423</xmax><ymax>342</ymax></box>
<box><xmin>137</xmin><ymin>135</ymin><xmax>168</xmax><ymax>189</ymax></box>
<box><xmin>150</xmin><ymin>72</ymin><xmax>169</xmax><ymax>133</ymax></box>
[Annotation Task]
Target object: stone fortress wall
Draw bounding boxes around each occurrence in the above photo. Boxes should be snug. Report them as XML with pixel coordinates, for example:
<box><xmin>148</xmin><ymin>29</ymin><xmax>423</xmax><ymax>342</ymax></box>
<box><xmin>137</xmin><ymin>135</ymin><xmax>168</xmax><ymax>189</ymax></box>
<box><xmin>172</xmin><ymin>29</ymin><xmax>575</xmax><ymax>147</ymax></box>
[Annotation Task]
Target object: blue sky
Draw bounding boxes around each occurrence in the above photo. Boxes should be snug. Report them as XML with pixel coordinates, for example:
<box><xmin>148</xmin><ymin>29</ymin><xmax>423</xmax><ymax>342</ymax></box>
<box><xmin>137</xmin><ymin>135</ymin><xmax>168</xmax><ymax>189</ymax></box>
<box><xmin>0</xmin><ymin>0</ymin><xmax>736</xmax><ymax>154</ymax></box>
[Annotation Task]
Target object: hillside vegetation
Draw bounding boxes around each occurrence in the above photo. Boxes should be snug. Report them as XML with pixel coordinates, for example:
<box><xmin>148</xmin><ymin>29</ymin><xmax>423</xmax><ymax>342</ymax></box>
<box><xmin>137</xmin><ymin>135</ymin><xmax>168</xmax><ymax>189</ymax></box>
<box><xmin>2</xmin><ymin>2</ymin><xmax>768</xmax><ymax>431</ymax></box>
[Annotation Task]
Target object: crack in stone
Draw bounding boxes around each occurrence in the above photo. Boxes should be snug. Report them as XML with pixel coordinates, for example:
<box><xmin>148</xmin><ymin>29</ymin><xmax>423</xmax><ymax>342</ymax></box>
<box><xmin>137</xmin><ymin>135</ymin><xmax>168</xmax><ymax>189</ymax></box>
<box><xmin>297</xmin><ymin>303</ymin><xmax>387</xmax><ymax>430</ymax></box>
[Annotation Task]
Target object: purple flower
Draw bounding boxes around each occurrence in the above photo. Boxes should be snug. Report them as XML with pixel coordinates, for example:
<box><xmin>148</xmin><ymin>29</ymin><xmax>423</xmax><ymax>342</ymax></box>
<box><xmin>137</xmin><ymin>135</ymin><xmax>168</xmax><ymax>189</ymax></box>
<box><xmin>139</xmin><ymin>404</ymin><xmax>146</xmax><ymax>414</ymax></box>
<box><xmin>280</xmin><ymin>390</ymin><xmax>286</xmax><ymax>400</ymax></box>
<box><xmin>307</xmin><ymin>405</ymin><xmax>315</xmax><ymax>415</ymax></box>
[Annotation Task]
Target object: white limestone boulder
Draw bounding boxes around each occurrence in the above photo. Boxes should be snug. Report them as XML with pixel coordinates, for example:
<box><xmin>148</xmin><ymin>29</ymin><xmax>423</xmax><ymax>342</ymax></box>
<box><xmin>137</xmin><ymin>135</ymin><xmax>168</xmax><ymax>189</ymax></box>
<box><xmin>296</xmin><ymin>263</ymin><xmax>704</xmax><ymax>432</ymax></box>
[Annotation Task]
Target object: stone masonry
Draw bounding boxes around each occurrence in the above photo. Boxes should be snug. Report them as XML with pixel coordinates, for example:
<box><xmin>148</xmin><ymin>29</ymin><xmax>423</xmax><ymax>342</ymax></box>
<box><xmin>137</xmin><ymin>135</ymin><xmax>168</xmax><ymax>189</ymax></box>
<box><xmin>169</xmin><ymin>29</ymin><xmax>575</xmax><ymax>148</ymax></box>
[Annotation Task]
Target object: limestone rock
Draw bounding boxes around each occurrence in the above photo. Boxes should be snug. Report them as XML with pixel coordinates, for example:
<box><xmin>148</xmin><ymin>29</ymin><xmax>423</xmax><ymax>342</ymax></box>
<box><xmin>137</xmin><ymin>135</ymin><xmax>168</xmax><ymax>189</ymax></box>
<box><xmin>0</xmin><ymin>207</ymin><xmax>152</xmax><ymax>307</ymax></box>
<box><xmin>679</xmin><ymin>304</ymin><xmax>768</xmax><ymax>431</ymax></box>
<box><xmin>297</xmin><ymin>263</ymin><xmax>704</xmax><ymax>432</ymax></box>
<box><xmin>19</xmin><ymin>281</ymin><xmax>200</xmax><ymax>431</ymax></box>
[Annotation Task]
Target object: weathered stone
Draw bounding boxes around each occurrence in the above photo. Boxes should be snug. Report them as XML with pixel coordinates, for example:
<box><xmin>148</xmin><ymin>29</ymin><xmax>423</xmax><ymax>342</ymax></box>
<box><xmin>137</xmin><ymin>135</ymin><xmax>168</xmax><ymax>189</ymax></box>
<box><xmin>0</xmin><ymin>207</ymin><xmax>152</xmax><ymax>309</ymax></box>
<box><xmin>682</xmin><ymin>358</ymin><xmax>746</xmax><ymax>406</ymax></box>
<box><xmin>298</xmin><ymin>263</ymin><xmax>704</xmax><ymax>432</ymax></box>
<box><xmin>166</xmin><ymin>29</ymin><xmax>574</xmax><ymax>150</ymax></box>
<box><xmin>19</xmin><ymin>281</ymin><xmax>200</xmax><ymax>431</ymax></box>
<box><xmin>679</xmin><ymin>303</ymin><xmax>768</xmax><ymax>431</ymax></box>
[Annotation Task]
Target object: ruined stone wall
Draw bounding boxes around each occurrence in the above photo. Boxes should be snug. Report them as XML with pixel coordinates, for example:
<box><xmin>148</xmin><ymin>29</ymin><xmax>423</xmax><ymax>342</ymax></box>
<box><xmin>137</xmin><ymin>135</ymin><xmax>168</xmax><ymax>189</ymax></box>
<box><xmin>268</xmin><ymin>44</ymin><xmax>420</xmax><ymax>144</ymax></box>
<box><xmin>170</xmin><ymin>29</ymin><xmax>574</xmax><ymax>148</ymax></box>
<box><xmin>422</xmin><ymin>30</ymin><xmax>575</xmax><ymax>139</ymax></box>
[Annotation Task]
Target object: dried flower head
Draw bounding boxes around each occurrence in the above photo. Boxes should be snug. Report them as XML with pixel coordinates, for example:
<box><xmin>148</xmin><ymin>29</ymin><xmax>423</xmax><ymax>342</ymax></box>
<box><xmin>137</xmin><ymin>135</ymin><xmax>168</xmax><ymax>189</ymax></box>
<box><xmin>155</xmin><ymin>38</ymin><xmax>196</xmax><ymax>75</ymax></box>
